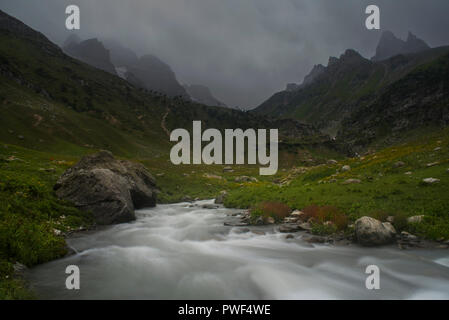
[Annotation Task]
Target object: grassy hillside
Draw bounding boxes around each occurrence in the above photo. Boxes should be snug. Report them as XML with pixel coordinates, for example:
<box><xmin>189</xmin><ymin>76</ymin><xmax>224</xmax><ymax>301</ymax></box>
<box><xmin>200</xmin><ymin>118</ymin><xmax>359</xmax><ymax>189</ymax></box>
<box><xmin>225</xmin><ymin>128</ymin><xmax>449</xmax><ymax>240</ymax></box>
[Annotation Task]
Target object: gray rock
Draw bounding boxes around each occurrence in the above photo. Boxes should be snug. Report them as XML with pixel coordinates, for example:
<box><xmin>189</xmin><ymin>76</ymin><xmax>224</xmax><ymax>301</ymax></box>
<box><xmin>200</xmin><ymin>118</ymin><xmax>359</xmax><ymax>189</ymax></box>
<box><xmin>393</xmin><ymin>161</ymin><xmax>405</xmax><ymax>168</ymax></box>
<box><xmin>214</xmin><ymin>190</ymin><xmax>228</xmax><ymax>204</ymax></box>
<box><xmin>255</xmin><ymin>216</ymin><xmax>264</xmax><ymax>225</ymax></box>
<box><xmin>355</xmin><ymin>216</ymin><xmax>397</xmax><ymax>246</ymax></box>
<box><xmin>202</xmin><ymin>204</ymin><xmax>219</xmax><ymax>209</ymax></box>
<box><xmin>304</xmin><ymin>236</ymin><xmax>327</xmax><ymax>244</ymax></box>
<box><xmin>13</xmin><ymin>262</ymin><xmax>27</xmax><ymax>278</ymax></box>
<box><xmin>422</xmin><ymin>178</ymin><xmax>440</xmax><ymax>184</ymax></box>
<box><xmin>264</xmin><ymin>217</ymin><xmax>275</xmax><ymax>224</ymax></box>
<box><xmin>341</xmin><ymin>165</ymin><xmax>351</xmax><ymax>172</ymax></box>
<box><xmin>54</xmin><ymin>151</ymin><xmax>158</xmax><ymax>225</ymax></box>
<box><xmin>234</xmin><ymin>176</ymin><xmax>258</xmax><ymax>183</ymax></box>
<box><xmin>279</xmin><ymin>224</ymin><xmax>301</xmax><ymax>233</ymax></box>
<box><xmin>342</xmin><ymin>178</ymin><xmax>361</xmax><ymax>185</ymax></box>
<box><xmin>407</xmin><ymin>215</ymin><xmax>425</xmax><ymax>224</ymax></box>
<box><xmin>327</xmin><ymin>159</ymin><xmax>338</xmax><ymax>165</ymax></box>
<box><xmin>426</xmin><ymin>162</ymin><xmax>439</xmax><ymax>167</ymax></box>
<box><xmin>298</xmin><ymin>222</ymin><xmax>313</xmax><ymax>231</ymax></box>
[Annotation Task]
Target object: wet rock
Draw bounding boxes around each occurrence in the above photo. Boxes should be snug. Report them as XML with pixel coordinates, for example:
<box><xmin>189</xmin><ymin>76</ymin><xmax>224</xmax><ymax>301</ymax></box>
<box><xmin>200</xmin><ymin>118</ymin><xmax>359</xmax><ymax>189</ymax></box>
<box><xmin>355</xmin><ymin>216</ymin><xmax>396</xmax><ymax>246</ymax></box>
<box><xmin>224</xmin><ymin>222</ymin><xmax>250</xmax><ymax>227</ymax></box>
<box><xmin>298</xmin><ymin>222</ymin><xmax>313</xmax><ymax>231</ymax></box>
<box><xmin>236</xmin><ymin>228</ymin><xmax>250</xmax><ymax>233</ymax></box>
<box><xmin>400</xmin><ymin>231</ymin><xmax>418</xmax><ymax>241</ymax></box>
<box><xmin>266</xmin><ymin>217</ymin><xmax>275</xmax><ymax>224</ymax></box>
<box><xmin>252</xmin><ymin>230</ymin><xmax>266</xmax><ymax>236</ymax></box>
<box><xmin>286</xmin><ymin>234</ymin><xmax>295</xmax><ymax>239</ymax></box>
<box><xmin>202</xmin><ymin>204</ymin><xmax>219</xmax><ymax>209</ymax></box>
<box><xmin>255</xmin><ymin>216</ymin><xmax>264</xmax><ymax>225</ymax></box>
<box><xmin>284</xmin><ymin>217</ymin><xmax>299</xmax><ymax>223</ymax></box>
<box><xmin>279</xmin><ymin>224</ymin><xmax>301</xmax><ymax>233</ymax></box>
<box><xmin>54</xmin><ymin>151</ymin><xmax>158</xmax><ymax>225</ymax></box>
<box><xmin>304</xmin><ymin>236</ymin><xmax>327</xmax><ymax>244</ymax></box>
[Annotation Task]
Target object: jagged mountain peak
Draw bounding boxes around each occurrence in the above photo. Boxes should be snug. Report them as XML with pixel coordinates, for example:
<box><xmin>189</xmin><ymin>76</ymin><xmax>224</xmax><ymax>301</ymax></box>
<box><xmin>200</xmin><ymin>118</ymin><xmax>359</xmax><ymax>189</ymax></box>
<box><xmin>63</xmin><ymin>36</ymin><xmax>117</xmax><ymax>75</ymax></box>
<box><xmin>372</xmin><ymin>30</ymin><xmax>430</xmax><ymax>61</ymax></box>
<box><xmin>184</xmin><ymin>84</ymin><xmax>226</xmax><ymax>107</ymax></box>
<box><xmin>63</xmin><ymin>33</ymin><xmax>81</xmax><ymax>48</ymax></box>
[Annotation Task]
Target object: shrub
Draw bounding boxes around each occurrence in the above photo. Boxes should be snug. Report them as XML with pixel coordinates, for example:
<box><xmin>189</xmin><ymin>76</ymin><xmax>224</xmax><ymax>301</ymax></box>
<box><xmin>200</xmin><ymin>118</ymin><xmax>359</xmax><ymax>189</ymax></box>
<box><xmin>302</xmin><ymin>205</ymin><xmax>348</xmax><ymax>231</ymax></box>
<box><xmin>250</xmin><ymin>201</ymin><xmax>291</xmax><ymax>222</ymax></box>
<box><xmin>370</xmin><ymin>210</ymin><xmax>390</xmax><ymax>222</ymax></box>
<box><xmin>311</xmin><ymin>223</ymin><xmax>338</xmax><ymax>236</ymax></box>
<box><xmin>391</xmin><ymin>211</ymin><xmax>409</xmax><ymax>232</ymax></box>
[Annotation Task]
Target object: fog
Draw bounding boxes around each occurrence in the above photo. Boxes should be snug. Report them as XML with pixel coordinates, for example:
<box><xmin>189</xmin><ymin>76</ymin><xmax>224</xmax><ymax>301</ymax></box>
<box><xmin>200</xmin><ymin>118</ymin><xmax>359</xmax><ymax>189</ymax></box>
<box><xmin>1</xmin><ymin>0</ymin><xmax>449</xmax><ymax>108</ymax></box>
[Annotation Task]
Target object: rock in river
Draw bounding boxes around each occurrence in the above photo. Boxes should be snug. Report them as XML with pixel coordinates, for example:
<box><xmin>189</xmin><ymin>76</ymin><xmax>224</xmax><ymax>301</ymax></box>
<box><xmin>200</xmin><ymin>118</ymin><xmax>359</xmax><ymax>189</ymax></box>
<box><xmin>54</xmin><ymin>151</ymin><xmax>158</xmax><ymax>225</ymax></box>
<box><xmin>355</xmin><ymin>216</ymin><xmax>396</xmax><ymax>246</ymax></box>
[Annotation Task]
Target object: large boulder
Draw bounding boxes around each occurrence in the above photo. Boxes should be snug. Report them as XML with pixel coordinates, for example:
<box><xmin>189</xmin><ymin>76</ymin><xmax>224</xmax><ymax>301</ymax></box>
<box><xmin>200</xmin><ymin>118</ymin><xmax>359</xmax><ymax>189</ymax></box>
<box><xmin>355</xmin><ymin>216</ymin><xmax>397</xmax><ymax>246</ymax></box>
<box><xmin>54</xmin><ymin>151</ymin><xmax>158</xmax><ymax>225</ymax></box>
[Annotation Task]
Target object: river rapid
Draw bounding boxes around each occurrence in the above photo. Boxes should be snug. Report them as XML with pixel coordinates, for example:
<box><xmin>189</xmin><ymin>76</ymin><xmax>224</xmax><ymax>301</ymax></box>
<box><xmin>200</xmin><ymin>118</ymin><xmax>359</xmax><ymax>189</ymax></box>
<box><xmin>27</xmin><ymin>200</ymin><xmax>449</xmax><ymax>299</ymax></box>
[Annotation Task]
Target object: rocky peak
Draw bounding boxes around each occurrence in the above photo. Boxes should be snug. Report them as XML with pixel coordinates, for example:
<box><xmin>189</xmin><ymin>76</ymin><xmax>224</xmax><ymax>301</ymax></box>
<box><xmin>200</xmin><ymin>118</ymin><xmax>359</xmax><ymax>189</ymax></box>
<box><xmin>63</xmin><ymin>33</ymin><xmax>81</xmax><ymax>48</ymax></box>
<box><xmin>285</xmin><ymin>83</ymin><xmax>300</xmax><ymax>91</ymax></box>
<box><xmin>303</xmin><ymin>64</ymin><xmax>325</xmax><ymax>86</ymax></box>
<box><xmin>372</xmin><ymin>30</ymin><xmax>430</xmax><ymax>61</ymax></box>
<box><xmin>328</xmin><ymin>56</ymin><xmax>339</xmax><ymax>66</ymax></box>
<box><xmin>64</xmin><ymin>37</ymin><xmax>117</xmax><ymax>75</ymax></box>
<box><xmin>184</xmin><ymin>84</ymin><xmax>226</xmax><ymax>107</ymax></box>
<box><xmin>403</xmin><ymin>31</ymin><xmax>430</xmax><ymax>54</ymax></box>
<box><xmin>127</xmin><ymin>54</ymin><xmax>189</xmax><ymax>98</ymax></box>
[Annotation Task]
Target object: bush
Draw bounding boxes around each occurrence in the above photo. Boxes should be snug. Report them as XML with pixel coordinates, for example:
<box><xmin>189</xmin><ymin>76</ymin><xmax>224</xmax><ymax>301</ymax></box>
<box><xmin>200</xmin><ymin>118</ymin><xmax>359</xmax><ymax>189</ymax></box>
<box><xmin>250</xmin><ymin>201</ymin><xmax>291</xmax><ymax>223</ymax></box>
<box><xmin>311</xmin><ymin>223</ymin><xmax>338</xmax><ymax>236</ymax></box>
<box><xmin>391</xmin><ymin>211</ymin><xmax>408</xmax><ymax>232</ymax></box>
<box><xmin>302</xmin><ymin>205</ymin><xmax>348</xmax><ymax>231</ymax></box>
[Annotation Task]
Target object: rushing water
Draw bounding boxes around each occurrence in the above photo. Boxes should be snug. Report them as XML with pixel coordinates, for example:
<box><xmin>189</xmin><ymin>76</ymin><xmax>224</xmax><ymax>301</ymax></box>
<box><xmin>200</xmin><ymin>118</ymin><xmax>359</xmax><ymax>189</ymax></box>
<box><xmin>27</xmin><ymin>200</ymin><xmax>449</xmax><ymax>300</ymax></box>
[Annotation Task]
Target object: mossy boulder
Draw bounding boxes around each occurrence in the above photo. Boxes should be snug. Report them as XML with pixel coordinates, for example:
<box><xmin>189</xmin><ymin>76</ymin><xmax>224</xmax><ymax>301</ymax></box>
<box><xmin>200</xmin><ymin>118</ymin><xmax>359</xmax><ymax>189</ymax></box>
<box><xmin>54</xmin><ymin>151</ymin><xmax>158</xmax><ymax>225</ymax></box>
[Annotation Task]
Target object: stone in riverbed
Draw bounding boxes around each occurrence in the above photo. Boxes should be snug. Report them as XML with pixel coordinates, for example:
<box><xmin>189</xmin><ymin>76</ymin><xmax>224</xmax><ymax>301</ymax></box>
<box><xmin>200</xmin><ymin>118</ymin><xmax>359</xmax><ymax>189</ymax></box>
<box><xmin>202</xmin><ymin>204</ymin><xmax>219</xmax><ymax>209</ymax></box>
<box><xmin>279</xmin><ymin>224</ymin><xmax>301</xmax><ymax>233</ymax></box>
<box><xmin>355</xmin><ymin>216</ymin><xmax>397</xmax><ymax>246</ymax></box>
<box><xmin>298</xmin><ymin>222</ymin><xmax>312</xmax><ymax>231</ymax></box>
<box><xmin>54</xmin><ymin>151</ymin><xmax>158</xmax><ymax>225</ymax></box>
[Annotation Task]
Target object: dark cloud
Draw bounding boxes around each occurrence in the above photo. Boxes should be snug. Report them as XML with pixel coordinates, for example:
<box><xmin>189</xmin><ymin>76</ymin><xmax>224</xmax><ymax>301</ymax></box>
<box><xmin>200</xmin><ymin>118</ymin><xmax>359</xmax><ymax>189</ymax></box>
<box><xmin>1</xmin><ymin>0</ymin><xmax>449</xmax><ymax>108</ymax></box>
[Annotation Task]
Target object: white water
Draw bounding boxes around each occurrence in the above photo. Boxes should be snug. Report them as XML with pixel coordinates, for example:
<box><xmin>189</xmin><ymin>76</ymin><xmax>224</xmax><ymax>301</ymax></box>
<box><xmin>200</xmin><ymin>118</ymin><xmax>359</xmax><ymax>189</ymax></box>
<box><xmin>27</xmin><ymin>200</ymin><xmax>449</xmax><ymax>299</ymax></box>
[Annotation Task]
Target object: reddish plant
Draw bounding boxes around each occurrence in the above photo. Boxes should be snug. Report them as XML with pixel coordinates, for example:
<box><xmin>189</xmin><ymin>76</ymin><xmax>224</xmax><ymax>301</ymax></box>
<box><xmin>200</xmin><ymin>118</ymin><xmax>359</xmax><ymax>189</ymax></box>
<box><xmin>302</xmin><ymin>205</ymin><xmax>348</xmax><ymax>230</ymax></box>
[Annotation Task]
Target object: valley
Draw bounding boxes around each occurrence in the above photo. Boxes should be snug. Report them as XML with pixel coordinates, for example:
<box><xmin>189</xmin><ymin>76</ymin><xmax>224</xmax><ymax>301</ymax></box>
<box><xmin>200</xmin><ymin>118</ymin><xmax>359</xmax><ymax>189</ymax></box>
<box><xmin>0</xmin><ymin>8</ymin><xmax>448</xmax><ymax>300</ymax></box>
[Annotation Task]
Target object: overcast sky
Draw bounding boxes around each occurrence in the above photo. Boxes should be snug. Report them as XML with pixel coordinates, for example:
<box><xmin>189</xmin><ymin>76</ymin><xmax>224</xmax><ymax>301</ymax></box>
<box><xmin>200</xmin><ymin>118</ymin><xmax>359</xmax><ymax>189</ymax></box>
<box><xmin>1</xmin><ymin>0</ymin><xmax>449</xmax><ymax>108</ymax></box>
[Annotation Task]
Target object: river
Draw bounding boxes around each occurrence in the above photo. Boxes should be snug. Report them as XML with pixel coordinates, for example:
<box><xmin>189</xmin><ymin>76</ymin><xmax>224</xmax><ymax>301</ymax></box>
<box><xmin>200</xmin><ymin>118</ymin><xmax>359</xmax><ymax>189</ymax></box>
<box><xmin>27</xmin><ymin>200</ymin><xmax>449</xmax><ymax>299</ymax></box>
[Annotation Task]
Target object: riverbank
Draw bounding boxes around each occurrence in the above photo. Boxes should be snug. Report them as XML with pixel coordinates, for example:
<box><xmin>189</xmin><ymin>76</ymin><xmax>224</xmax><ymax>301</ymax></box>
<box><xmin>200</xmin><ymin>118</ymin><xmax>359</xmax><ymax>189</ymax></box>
<box><xmin>26</xmin><ymin>200</ymin><xmax>449</xmax><ymax>299</ymax></box>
